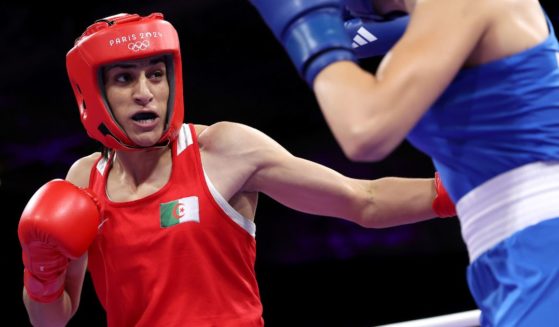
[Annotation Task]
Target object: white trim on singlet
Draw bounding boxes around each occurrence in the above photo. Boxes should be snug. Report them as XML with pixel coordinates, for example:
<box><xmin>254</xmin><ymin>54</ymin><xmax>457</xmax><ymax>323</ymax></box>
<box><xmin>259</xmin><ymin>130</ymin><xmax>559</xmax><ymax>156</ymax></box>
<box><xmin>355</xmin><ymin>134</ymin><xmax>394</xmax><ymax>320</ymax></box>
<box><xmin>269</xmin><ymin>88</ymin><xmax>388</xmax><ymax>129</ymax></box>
<box><xmin>457</xmin><ymin>161</ymin><xmax>559</xmax><ymax>262</ymax></box>
<box><xmin>204</xmin><ymin>172</ymin><xmax>256</xmax><ymax>238</ymax></box>
<box><xmin>177</xmin><ymin>123</ymin><xmax>256</xmax><ymax>237</ymax></box>
<box><xmin>177</xmin><ymin>123</ymin><xmax>193</xmax><ymax>155</ymax></box>
<box><xmin>96</xmin><ymin>156</ymin><xmax>108</xmax><ymax>176</ymax></box>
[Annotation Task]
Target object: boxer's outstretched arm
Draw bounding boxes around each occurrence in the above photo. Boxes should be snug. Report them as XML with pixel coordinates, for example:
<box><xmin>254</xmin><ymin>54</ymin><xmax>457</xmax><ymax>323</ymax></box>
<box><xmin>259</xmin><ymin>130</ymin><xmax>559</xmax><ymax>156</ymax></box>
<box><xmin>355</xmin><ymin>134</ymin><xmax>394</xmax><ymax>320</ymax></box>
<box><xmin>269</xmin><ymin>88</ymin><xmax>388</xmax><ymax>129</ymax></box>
<box><xmin>200</xmin><ymin>122</ymin><xmax>455</xmax><ymax>228</ymax></box>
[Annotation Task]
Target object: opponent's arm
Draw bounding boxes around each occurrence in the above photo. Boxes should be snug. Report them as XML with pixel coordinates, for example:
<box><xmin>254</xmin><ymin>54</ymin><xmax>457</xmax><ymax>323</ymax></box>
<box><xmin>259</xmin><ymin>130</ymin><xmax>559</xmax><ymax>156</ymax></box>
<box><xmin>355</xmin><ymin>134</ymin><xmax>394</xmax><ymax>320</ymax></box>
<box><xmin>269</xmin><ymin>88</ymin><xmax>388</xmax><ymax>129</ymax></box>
<box><xmin>21</xmin><ymin>155</ymin><xmax>100</xmax><ymax>327</ymax></box>
<box><xmin>251</xmin><ymin>0</ymin><xmax>490</xmax><ymax>161</ymax></box>
<box><xmin>314</xmin><ymin>0</ymin><xmax>490</xmax><ymax>161</ymax></box>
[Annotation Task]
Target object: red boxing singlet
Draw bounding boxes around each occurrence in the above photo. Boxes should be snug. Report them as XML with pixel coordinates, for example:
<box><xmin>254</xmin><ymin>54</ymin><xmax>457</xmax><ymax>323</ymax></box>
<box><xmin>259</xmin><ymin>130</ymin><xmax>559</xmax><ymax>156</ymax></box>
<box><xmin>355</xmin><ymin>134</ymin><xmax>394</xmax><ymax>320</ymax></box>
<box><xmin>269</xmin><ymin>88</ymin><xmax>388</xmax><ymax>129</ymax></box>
<box><xmin>88</xmin><ymin>124</ymin><xmax>263</xmax><ymax>327</ymax></box>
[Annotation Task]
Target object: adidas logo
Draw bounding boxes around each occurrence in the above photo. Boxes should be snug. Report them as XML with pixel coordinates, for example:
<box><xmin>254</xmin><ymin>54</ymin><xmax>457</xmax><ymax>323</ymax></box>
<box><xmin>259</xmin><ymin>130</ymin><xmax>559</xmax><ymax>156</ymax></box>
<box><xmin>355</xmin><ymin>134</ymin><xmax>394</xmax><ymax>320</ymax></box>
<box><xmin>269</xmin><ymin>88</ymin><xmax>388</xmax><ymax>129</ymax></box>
<box><xmin>352</xmin><ymin>27</ymin><xmax>377</xmax><ymax>48</ymax></box>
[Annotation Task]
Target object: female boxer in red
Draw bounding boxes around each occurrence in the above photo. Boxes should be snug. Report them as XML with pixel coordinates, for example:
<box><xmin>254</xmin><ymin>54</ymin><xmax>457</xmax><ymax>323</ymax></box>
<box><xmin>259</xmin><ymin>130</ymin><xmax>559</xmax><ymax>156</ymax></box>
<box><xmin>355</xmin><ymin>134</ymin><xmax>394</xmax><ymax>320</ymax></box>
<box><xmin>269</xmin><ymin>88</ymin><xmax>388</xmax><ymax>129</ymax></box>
<box><xmin>18</xmin><ymin>12</ymin><xmax>454</xmax><ymax>327</ymax></box>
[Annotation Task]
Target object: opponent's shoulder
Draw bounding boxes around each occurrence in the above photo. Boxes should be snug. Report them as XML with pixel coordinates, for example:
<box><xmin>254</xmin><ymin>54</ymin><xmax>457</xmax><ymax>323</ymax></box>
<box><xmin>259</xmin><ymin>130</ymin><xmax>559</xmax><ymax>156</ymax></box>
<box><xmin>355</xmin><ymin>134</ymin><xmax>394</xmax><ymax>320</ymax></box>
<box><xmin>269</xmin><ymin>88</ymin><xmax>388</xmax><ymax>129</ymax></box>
<box><xmin>66</xmin><ymin>152</ymin><xmax>102</xmax><ymax>188</ymax></box>
<box><xmin>414</xmin><ymin>0</ymin><xmax>494</xmax><ymax>22</ymax></box>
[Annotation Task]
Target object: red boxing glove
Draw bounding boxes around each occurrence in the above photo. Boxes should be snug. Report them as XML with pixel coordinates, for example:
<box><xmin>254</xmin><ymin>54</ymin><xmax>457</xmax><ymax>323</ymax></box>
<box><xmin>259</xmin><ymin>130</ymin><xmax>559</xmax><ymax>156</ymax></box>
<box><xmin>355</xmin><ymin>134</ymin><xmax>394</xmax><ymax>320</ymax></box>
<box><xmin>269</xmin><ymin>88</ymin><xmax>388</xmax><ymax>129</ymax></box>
<box><xmin>432</xmin><ymin>172</ymin><xmax>456</xmax><ymax>218</ymax></box>
<box><xmin>18</xmin><ymin>179</ymin><xmax>101</xmax><ymax>303</ymax></box>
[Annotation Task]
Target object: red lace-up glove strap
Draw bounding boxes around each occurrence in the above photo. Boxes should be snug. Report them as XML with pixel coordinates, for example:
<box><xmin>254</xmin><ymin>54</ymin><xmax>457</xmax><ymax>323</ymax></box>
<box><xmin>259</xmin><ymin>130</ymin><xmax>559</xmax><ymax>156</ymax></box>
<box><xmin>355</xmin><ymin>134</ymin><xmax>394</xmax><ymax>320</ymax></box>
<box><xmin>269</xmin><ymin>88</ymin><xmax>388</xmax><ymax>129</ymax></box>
<box><xmin>433</xmin><ymin>172</ymin><xmax>456</xmax><ymax>218</ymax></box>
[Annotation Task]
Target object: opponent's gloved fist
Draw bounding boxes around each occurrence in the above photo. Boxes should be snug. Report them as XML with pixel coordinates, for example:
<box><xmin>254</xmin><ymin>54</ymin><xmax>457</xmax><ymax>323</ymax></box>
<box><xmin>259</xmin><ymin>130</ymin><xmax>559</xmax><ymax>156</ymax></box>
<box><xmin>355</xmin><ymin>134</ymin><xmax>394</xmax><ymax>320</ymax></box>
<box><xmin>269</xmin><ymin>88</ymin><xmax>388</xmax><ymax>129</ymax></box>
<box><xmin>343</xmin><ymin>0</ymin><xmax>375</xmax><ymax>18</ymax></box>
<box><xmin>432</xmin><ymin>172</ymin><xmax>456</xmax><ymax>218</ymax></box>
<box><xmin>250</xmin><ymin>0</ymin><xmax>356</xmax><ymax>86</ymax></box>
<box><xmin>345</xmin><ymin>14</ymin><xmax>408</xmax><ymax>58</ymax></box>
<box><xmin>343</xmin><ymin>0</ymin><xmax>406</xmax><ymax>19</ymax></box>
<box><xmin>18</xmin><ymin>179</ymin><xmax>101</xmax><ymax>302</ymax></box>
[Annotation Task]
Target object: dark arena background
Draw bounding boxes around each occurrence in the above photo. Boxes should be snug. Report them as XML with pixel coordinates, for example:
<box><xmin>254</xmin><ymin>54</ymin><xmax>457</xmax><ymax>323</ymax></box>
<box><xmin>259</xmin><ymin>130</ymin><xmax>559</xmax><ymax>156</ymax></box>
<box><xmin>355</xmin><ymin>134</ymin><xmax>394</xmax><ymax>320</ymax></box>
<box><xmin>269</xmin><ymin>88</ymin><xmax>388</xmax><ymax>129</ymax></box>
<box><xmin>3</xmin><ymin>1</ymin><xmax>558</xmax><ymax>326</ymax></box>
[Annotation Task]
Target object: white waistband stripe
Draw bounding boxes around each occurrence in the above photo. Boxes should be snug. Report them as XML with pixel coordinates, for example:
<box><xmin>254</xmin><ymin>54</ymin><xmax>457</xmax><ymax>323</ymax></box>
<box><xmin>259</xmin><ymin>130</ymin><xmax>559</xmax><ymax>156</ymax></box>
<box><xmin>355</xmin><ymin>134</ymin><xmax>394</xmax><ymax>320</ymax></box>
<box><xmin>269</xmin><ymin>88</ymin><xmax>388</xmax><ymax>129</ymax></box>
<box><xmin>457</xmin><ymin>161</ymin><xmax>559</xmax><ymax>262</ymax></box>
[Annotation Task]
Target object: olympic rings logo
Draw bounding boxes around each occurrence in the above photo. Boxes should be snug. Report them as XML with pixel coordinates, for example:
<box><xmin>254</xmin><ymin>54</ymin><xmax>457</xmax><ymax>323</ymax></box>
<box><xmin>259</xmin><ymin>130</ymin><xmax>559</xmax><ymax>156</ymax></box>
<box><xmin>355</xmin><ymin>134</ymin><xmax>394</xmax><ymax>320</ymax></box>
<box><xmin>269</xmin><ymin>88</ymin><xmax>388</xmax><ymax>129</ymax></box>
<box><xmin>127</xmin><ymin>40</ymin><xmax>150</xmax><ymax>52</ymax></box>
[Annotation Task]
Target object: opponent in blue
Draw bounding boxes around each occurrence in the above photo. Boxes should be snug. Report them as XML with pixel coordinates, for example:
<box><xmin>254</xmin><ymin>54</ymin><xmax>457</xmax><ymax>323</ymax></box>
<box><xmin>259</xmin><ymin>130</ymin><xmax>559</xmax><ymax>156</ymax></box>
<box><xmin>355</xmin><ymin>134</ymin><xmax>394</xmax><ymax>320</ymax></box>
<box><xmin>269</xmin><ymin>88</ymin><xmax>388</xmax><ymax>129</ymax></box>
<box><xmin>250</xmin><ymin>0</ymin><xmax>559</xmax><ymax>325</ymax></box>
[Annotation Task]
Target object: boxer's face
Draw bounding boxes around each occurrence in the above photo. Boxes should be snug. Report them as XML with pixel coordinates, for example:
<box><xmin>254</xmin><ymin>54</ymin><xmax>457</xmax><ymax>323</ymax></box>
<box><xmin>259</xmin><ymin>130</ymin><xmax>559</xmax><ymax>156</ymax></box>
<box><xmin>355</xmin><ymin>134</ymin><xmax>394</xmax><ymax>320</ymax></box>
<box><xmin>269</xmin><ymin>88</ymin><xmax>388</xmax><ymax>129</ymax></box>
<box><xmin>103</xmin><ymin>56</ymin><xmax>170</xmax><ymax>147</ymax></box>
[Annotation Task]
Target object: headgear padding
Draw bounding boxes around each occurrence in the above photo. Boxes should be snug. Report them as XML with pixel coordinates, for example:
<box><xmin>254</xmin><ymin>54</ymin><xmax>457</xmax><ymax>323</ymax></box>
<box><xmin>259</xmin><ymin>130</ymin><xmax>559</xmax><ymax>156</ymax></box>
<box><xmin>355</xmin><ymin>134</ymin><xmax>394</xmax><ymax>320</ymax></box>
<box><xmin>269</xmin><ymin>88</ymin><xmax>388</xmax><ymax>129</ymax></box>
<box><xmin>66</xmin><ymin>13</ymin><xmax>184</xmax><ymax>150</ymax></box>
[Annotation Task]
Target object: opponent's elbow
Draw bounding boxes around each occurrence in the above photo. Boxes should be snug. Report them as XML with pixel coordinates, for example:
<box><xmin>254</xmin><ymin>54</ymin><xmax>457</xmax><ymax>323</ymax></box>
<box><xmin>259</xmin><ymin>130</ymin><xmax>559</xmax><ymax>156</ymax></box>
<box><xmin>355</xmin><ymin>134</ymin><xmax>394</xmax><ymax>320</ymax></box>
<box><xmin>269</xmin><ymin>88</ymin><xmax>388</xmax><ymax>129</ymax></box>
<box><xmin>338</xmin><ymin>128</ymin><xmax>392</xmax><ymax>162</ymax></box>
<box><xmin>342</xmin><ymin>143</ymin><xmax>392</xmax><ymax>162</ymax></box>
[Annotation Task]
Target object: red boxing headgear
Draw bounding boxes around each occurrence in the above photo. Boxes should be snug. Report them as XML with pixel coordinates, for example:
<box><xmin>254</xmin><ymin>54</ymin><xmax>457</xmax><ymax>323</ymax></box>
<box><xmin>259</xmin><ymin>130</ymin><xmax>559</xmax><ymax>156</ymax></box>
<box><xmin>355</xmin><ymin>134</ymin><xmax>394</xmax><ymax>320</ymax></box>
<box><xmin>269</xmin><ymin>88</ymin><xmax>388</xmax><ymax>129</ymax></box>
<box><xmin>66</xmin><ymin>13</ymin><xmax>184</xmax><ymax>150</ymax></box>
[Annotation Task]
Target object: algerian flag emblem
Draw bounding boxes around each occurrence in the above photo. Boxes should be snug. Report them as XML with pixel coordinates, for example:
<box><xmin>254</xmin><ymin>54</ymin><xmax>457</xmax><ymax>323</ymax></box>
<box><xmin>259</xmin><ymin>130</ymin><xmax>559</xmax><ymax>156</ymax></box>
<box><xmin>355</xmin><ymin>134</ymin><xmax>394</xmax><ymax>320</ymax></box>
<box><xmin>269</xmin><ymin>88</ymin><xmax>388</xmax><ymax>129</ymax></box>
<box><xmin>160</xmin><ymin>196</ymin><xmax>200</xmax><ymax>227</ymax></box>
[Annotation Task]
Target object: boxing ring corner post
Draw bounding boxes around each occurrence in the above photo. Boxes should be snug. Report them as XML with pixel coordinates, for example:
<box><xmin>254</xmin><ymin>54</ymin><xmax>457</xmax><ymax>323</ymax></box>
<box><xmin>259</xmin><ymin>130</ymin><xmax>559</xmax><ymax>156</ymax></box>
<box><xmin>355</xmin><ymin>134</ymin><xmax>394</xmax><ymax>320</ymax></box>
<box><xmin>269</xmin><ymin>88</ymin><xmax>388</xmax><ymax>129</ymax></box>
<box><xmin>375</xmin><ymin>309</ymin><xmax>481</xmax><ymax>327</ymax></box>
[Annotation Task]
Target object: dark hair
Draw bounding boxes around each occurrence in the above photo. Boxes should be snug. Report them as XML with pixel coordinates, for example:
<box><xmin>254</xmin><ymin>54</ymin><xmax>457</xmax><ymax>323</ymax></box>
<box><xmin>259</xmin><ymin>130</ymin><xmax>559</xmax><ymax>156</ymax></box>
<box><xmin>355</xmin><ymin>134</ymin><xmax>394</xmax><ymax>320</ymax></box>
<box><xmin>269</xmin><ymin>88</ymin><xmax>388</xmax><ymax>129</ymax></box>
<box><xmin>101</xmin><ymin>145</ymin><xmax>113</xmax><ymax>160</ymax></box>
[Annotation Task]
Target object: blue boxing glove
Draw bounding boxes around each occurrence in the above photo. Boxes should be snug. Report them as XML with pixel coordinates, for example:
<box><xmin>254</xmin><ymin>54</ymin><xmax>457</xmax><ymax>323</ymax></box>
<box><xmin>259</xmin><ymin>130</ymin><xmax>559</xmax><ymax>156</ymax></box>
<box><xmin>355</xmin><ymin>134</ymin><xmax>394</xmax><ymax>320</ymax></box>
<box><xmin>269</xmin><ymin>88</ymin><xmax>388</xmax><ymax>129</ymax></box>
<box><xmin>345</xmin><ymin>14</ymin><xmax>409</xmax><ymax>58</ymax></box>
<box><xmin>343</xmin><ymin>0</ymin><xmax>375</xmax><ymax>18</ymax></box>
<box><xmin>250</xmin><ymin>0</ymin><xmax>357</xmax><ymax>86</ymax></box>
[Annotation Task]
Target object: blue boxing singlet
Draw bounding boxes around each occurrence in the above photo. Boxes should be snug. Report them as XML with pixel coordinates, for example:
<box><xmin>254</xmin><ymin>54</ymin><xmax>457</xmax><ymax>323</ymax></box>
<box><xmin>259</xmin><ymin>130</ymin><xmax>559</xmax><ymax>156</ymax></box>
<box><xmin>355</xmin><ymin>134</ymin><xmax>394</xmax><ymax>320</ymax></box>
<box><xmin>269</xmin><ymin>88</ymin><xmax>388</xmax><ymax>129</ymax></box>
<box><xmin>407</xmin><ymin>10</ymin><xmax>559</xmax><ymax>326</ymax></box>
<box><xmin>407</xmin><ymin>13</ymin><xmax>559</xmax><ymax>203</ymax></box>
